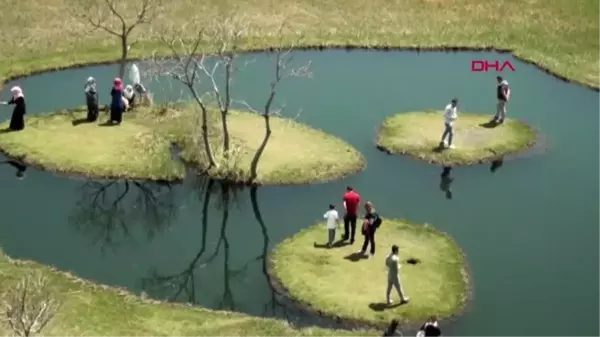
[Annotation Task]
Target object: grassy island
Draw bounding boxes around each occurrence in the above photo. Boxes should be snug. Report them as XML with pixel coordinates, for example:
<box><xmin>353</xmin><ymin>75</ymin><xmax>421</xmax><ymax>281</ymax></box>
<box><xmin>0</xmin><ymin>249</ymin><xmax>377</xmax><ymax>336</ymax></box>
<box><xmin>376</xmin><ymin>111</ymin><xmax>537</xmax><ymax>166</ymax></box>
<box><xmin>0</xmin><ymin>105</ymin><xmax>365</xmax><ymax>184</ymax></box>
<box><xmin>269</xmin><ymin>219</ymin><xmax>470</xmax><ymax>327</ymax></box>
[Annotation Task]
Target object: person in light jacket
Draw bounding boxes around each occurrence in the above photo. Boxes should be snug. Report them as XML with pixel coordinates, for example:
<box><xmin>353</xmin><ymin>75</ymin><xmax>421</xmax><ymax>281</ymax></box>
<box><xmin>494</xmin><ymin>76</ymin><xmax>510</xmax><ymax>124</ymax></box>
<box><xmin>439</xmin><ymin>98</ymin><xmax>458</xmax><ymax>149</ymax></box>
<box><xmin>385</xmin><ymin>244</ymin><xmax>410</xmax><ymax>305</ymax></box>
<box><xmin>84</xmin><ymin>77</ymin><xmax>99</xmax><ymax>121</ymax></box>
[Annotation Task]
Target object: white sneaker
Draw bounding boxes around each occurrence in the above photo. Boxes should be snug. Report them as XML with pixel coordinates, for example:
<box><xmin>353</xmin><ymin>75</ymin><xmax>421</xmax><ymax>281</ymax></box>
<box><xmin>448</xmin><ymin>144</ymin><xmax>455</xmax><ymax>149</ymax></box>
<box><xmin>387</xmin><ymin>299</ymin><xmax>393</xmax><ymax>305</ymax></box>
<box><xmin>401</xmin><ymin>297</ymin><xmax>410</xmax><ymax>303</ymax></box>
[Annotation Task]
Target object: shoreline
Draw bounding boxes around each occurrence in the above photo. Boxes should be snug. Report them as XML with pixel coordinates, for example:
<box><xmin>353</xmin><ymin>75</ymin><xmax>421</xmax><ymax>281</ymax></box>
<box><xmin>1</xmin><ymin>45</ymin><xmax>597</xmax><ymax>92</ymax></box>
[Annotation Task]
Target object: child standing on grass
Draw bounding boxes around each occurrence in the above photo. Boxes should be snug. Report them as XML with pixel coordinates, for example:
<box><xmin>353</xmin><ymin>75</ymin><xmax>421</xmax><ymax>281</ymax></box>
<box><xmin>323</xmin><ymin>204</ymin><xmax>340</xmax><ymax>247</ymax></box>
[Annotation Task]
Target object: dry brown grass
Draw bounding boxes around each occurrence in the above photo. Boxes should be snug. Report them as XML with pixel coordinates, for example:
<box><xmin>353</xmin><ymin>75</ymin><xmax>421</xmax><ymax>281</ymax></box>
<box><xmin>0</xmin><ymin>0</ymin><xmax>596</xmax><ymax>87</ymax></box>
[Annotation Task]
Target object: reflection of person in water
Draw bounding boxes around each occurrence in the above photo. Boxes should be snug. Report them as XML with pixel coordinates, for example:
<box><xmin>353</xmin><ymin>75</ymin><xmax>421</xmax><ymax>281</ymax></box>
<box><xmin>2</xmin><ymin>160</ymin><xmax>27</xmax><ymax>179</ymax></box>
<box><xmin>490</xmin><ymin>159</ymin><xmax>504</xmax><ymax>173</ymax></box>
<box><xmin>383</xmin><ymin>319</ymin><xmax>403</xmax><ymax>336</ymax></box>
<box><xmin>0</xmin><ymin>86</ymin><xmax>26</xmax><ymax>131</ymax></box>
<box><xmin>439</xmin><ymin>166</ymin><xmax>453</xmax><ymax>200</ymax></box>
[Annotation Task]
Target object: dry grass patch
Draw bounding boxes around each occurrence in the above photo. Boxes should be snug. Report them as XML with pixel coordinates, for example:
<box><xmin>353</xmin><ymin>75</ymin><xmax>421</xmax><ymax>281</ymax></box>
<box><xmin>0</xmin><ymin>105</ymin><xmax>365</xmax><ymax>184</ymax></box>
<box><xmin>269</xmin><ymin>219</ymin><xmax>470</xmax><ymax>327</ymax></box>
<box><xmin>0</xmin><ymin>0</ymin><xmax>596</xmax><ymax>88</ymax></box>
<box><xmin>0</xmin><ymin>248</ymin><xmax>377</xmax><ymax>336</ymax></box>
<box><xmin>376</xmin><ymin>111</ymin><xmax>537</xmax><ymax>166</ymax></box>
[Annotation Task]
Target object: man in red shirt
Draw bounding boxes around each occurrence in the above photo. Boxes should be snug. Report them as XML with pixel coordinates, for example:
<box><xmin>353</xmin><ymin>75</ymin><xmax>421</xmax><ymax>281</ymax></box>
<box><xmin>342</xmin><ymin>186</ymin><xmax>360</xmax><ymax>244</ymax></box>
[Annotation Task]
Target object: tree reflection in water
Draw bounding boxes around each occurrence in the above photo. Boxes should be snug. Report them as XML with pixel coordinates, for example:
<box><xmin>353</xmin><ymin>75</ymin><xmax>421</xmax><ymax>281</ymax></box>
<box><xmin>141</xmin><ymin>179</ymin><xmax>290</xmax><ymax>316</ymax></box>
<box><xmin>69</xmin><ymin>179</ymin><xmax>179</xmax><ymax>252</ymax></box>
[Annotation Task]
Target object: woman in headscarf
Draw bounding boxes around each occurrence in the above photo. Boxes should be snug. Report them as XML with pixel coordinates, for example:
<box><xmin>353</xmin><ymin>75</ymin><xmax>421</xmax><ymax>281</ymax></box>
<box><xmin>0</xmin><ymin>86</ymin><xmax>26</xmax><ymax>131</ymax></box>
<box><xmin>109</xmin><ymin>78</ymin><xmax>125</xmax><ymax>124</ymax></box>
<box><xmin>84</xmin><ymin>77</ymin><xmax>99</xmax><ymax>122</ymax></box>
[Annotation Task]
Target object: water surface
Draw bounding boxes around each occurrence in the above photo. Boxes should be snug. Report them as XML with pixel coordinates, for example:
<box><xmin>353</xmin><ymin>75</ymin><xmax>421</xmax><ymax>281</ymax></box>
<box><xmin>0</xmin><ymin>50</ymin><xmax>598</xmax><ymax>336</ymax></box>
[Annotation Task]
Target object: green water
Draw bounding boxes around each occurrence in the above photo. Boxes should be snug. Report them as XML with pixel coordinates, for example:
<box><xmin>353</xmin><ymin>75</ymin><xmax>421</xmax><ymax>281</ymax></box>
<box><xmin>0</xmin><ymin>50</ymin><xmax>598</xmax><ymax>336</ymax></box>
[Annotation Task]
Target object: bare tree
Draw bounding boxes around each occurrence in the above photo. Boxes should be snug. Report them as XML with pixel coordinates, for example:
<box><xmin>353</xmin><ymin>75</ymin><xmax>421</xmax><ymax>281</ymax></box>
<box><xmin>71</xmin><ymin>0</ymin><xmax>163</xmax><ymax>78</ymax></box>
<box><xmin>2</xmin><ymin>272</ymin><xmax>61</xmax><ymax>337</ymax></box>
<box><xmin>152</xmin><ymin>15</ymin><xmax>248</xmax><ymax>172</ymax></box>
<box><xmin>233</xmin><ymin>23</ymin><xmax>312</xmax><ymax>183</ymax></box>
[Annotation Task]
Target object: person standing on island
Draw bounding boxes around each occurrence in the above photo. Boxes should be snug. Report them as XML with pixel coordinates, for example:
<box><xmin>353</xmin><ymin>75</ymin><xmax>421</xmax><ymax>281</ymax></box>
<box><xmin>385</xmin><ymin>244</ymin><xmax>410</xmax><ymax>305</ymax></box>
<box><xmin>417</xmin><ymin>317</ymin><xmax>441</xmax><ymax>337</ymax></box>
<box><xmin>439</xmin><ymin>98</ymin><xmax>458</xmax><ymax>149</ymax></box>
<box><xmin>358</xmin><ymin>201</ymin><xmax>382</xmax><ymax>258</ymax></box>
<box><xmin>0</xmin><ymin>86</ymin><xmax>26</xmax><ymax>131</ymax></box>
<box><xmin>494</xmin><ymin>76</ymin><xmax>511</xmax><ymax>124</ymax></box>
<box><xmin>109</xmin><ymin>78</ymin><xmax>125</xmax><ymax>124</ymax></box>
<box><xmin>323</xmin><ymin>204</ymin><xmax>340</xmax><ymax>247</ymax></box>
<box><xmin>342</xmin><ymin>186</ymin><xmax>360</xmax><ymax>244</ymax></box>
<box><xmin>84</xmin><ymin>77</ymin><xmax>99</xmax><ymax>122</ymax></box>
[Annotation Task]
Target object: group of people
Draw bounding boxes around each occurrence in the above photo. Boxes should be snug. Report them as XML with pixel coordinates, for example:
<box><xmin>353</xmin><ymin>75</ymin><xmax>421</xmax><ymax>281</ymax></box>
<box><xmin>84</xmin><ymin>64</ymin><xmax>151</xmax><ymax>124</ymax></box>
<box><xmin>439</xmin><ymin>76</ymin><xmax>511</xmax><ymax>149</ymax></box>
<box><xmin>383</xmin><ymin>316</ymin><xmax>442</xmax><ymax>336</ymax></box>
<box><xmin>0</xmin><ymin>64</ymin><xmax>151</xmax><ymax>131</ymax></box>
<box><xmin>321</xmin><ymin>187</ymin><xmax>410</xmax><ymax>304</ymax></box>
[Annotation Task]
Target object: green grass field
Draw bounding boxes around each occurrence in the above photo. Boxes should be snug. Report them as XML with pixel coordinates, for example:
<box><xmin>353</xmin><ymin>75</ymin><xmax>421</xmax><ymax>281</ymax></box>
<box><xmin>270</xmin><ymin>219</ymin><xmax>470</xmax><ymax>327</ymax></box>
<box><xmin>376</xmin><ymin>111</ymin><xmax>537</xmax><ymax>165</ymax></box>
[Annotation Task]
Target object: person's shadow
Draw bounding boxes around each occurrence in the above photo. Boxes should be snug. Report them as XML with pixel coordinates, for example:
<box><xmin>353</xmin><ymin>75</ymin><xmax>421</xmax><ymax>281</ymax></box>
<box><xmin>439</xmin><ymin>166</ymin><xmax>453</xmax><ymax>200</ymax></box>
<box><xmin>1</xmin><ymin>159</ymin><xmax>27</xmax><ymax>179</ymax></box>
<box><xmin>490</xmin><ymin>158</ymin><xmax>504</xmax><ymax>173</ymax></box>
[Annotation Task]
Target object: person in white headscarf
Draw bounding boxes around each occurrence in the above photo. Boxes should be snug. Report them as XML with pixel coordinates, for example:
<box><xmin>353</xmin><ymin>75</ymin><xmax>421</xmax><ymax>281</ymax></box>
<box><xmin>84</xmin><ymin>77</ymin><xmax>99</xmax><ymax>122</ymax></box>
<box><xmin>0</xmin><ymin>86</ymin><xmax>26</xmax><ymax>131</ymax></box>
<box><xmin>124</xmin><ymin>84</ymin><xmax>135</xmax><ymax>110</ymax></box>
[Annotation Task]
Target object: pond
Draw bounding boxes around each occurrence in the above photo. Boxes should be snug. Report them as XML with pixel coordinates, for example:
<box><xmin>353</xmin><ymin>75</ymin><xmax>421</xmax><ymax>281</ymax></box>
<box><xmin>0</xmin><ymin>50</ymin><xmax>598</xmax><ymax>336</ymax></box>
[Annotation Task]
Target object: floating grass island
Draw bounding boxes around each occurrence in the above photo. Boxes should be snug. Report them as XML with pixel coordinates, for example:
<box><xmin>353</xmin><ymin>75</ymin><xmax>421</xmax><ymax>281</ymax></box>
<box><xmin>269</xmin><ymin>219</ymin><xmax>470</xmax><ymax>327</ymax></box>
<box><xmin>376</xmin><ymin>111</ymin><xmax>538</xmax><ymax>166</ymax></box>
<box><xmin>0</xmin><ymin>105</ymin><xmax>365</xmax><ymax>184</ymax></box>
<box><xmin>0</xmin><ymin>248</ymin><xmax>376</xmax><ymax>336</ymax></box>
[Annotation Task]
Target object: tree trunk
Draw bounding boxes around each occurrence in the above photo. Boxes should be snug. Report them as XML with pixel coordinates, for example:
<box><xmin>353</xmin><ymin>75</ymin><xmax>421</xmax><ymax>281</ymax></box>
<box><xmin>221</xmin><ymin>61</ymin><xmax>232</xmax><ymax>153</ymax></box>
<box><xmin>221</xmin><ymin>112</ymin><xmax>230</xmax><ymax>153</ymax></box>
<box><xmin>118</xmin><ymin>35</ymin><xmax>128</xmax><ymax>79</ymax></box>
<box><xmin>200</xmin><ymin>104</ymin><xmax>217</xmax><ymax>168</ymax></box>
<box><xmin>248</xmin><ymin>114</ymin><xmax>271</xmax><ymax>183</ymax></box>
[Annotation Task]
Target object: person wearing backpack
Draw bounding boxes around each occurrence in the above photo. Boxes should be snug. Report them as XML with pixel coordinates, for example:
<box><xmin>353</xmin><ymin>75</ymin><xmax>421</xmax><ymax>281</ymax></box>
<box><xmin>358</xmin><ymin>201</ymin><xmax>381</xmax><ymax>258</ymax></box>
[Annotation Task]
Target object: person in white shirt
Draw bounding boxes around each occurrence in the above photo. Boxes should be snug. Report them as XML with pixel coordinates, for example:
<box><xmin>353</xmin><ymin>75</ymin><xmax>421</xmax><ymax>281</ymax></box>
<box><xmin>440</xmin><ymin>98</ymin><xmax>458</xmax><ymax>149</ymax></box>
<box><xmin>323</xmin><ymin>204</ymin><xmax>340</xmax><ymax>247</ymax></box>
<box><xmin>385</xmin><ymin>245</ymin><xmax>410</xmax><ymax>305</ymax></box>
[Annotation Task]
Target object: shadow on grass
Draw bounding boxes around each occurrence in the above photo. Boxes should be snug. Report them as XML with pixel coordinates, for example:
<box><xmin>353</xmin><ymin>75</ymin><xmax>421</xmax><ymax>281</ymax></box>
<box><xmin>368</xmin><ymin>302</ymin><xmax>402</xmax><ymax>311</ymax></box>
<box><xmin>432</xmin><ymin>144</ymin><xmax>445</xmax><ymax>153</ymax></box>
<box><xmin>343</xmin><ymin>251</ymin><xmax>367</xmax><ymax>262</ymax></box>
<box><xmin>0</xmin><ymin>128</ymin><xmax>17</xmax><ymax>133</ymax></box>
<box><xmin>98</xmin><ymin>121</ymin><xmax>119</xmax><ymax>127</ymax></box>
<box><xmin>72</xmin><ymin>118</ymin><xmax>94</xmax><ymax>126</ymax></box>
<box><xmin>479</xmin><ymin>120</ymin><xmax>500</xmax><ymax>129</ymax></box>
<box><xmin>313</xmin><ymin>239</ymin><xmax>350</xmax><ymax>249</ymax></box>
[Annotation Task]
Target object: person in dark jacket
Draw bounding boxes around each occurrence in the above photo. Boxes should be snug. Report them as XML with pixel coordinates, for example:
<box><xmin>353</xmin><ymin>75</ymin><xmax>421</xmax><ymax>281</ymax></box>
<box><xmin>110</xmin><ymin>78</ymin><xmax>125</xmax><ymax>124</ymax></box>
<box><xmin>358</xmin><ymin>201</ymin><xmax>382</xmax><ymax>257</ymax></box>
<box><xmin>382</xmin><ymin>319</ymin><xmax>403</xmax><ymax>336</ymax></box>
<box><xmin>84</xmin><ymin>77</ymin><xmax>99</xmax><ymax>122</ymax></box>
<box><xmin>1</xmin><ymin>86</ymin><xmax>26</xmax><ymax>131</ymax></box>
<box><xmin>417</xmin><ymin>317</ymin><xmax>441</xmax><ymax>337</ymax></box>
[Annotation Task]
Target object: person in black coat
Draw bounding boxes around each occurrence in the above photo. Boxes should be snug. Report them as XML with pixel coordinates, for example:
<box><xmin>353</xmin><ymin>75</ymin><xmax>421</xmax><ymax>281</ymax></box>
<box><xmin>84</xmin><ymin>77</ymin><xmax>99</xmax><ymax>122</ymax></box>
<box><xmin>1</xmin><ymin>86</ymin><xmax>26</xmax><ymax>131</ymax></box>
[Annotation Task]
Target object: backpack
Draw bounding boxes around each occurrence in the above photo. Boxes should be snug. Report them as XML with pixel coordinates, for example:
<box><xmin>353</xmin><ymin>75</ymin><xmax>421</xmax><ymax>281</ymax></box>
<box><xmin>374</xmin><ymin>215</ymin><xmax>383</xmax><ymax>228</ymax></box>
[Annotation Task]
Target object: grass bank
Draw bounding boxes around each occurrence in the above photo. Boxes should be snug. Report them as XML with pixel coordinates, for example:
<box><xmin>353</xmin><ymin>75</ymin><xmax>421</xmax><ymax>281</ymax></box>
<box><xmin>0</xmin><ymin>105</ymin><xmax>365</xmax><ymax>184</ymax></box>
<box><xmin>0</xmin><ymin>0</ymin><xmax>597</xmax><ymax>89</ymax></box>
<box><xmin>0</xmin><ymin>248</ymin><xmax>378</xmax><ymax>336</ymax></box>
<box><xmin>376</xmin><ymin>111</ymin><xmax>537</xmax><ymax>166</ymax></box>
<box><xmin>269</xmin><ymin>219</ymin><xmax>470</xmax><ymax>328</ymax></box>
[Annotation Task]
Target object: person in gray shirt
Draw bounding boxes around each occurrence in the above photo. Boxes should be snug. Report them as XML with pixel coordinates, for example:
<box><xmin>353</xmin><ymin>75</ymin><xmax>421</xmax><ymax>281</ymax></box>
<box><xmin>386</xmin><ymin>245</ymin><xmax>410</xmax><ymax>305</ymax></box>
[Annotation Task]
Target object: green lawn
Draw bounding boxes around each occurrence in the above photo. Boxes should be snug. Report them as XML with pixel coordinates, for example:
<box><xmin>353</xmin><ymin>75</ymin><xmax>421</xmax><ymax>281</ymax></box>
<box><xmin>376</xmin><ymin>111</ymin><xmax>537</xmax><ymax>166</ymax></box>
<box><xmin>0</xmin><ymin>105</ymin><xmax>365</xmax><ymax>184</ymax></box>
<box><xmin>270</xmin><ymin>219</ymin><xmax>470</xmax><ymax>327</ymax></box>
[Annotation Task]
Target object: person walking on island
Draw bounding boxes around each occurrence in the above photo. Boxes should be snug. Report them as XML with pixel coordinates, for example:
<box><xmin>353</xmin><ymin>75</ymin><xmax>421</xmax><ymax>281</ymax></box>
<box><xmin>417</xmin><ymin>316</ymin><xmax>441</xmax><ymax>337</ymax></box>
<box><xmin>84</xmin><ymin>77</ymin><xmax>99</xmax><ymax>122</ymax></box>
<box><xmin>109</xmin><ymin>78</ymin><xmax>126</xmax><ymax>124</ymax></box>
<box><xmin>342</xmin><ymin>186</ymin><xmax>360</xmax><ymax>244</ymax></box>
<box><xmin>494</xmin><ymin>76</ymin><xmax>511</xmax><ymax>124</ymax></box>
<box><xmin>385</xmin><ymin>244</ymin><xmax>410</xmax><ymax>305</ymax></box>
<box><xmin>0</xmin><ymin>86</ymin><xmax>26</xmax><ymax>131</ymax></box>
<box><xmin>323</xmin><ymin>204</ymin><xmax>340</xmax><ymax>247</ymax></box>
<box><xmin>439</xmin><ymin>98</ymin><xmax>458</xmax><ymax>149</ymax></box>
<box><xmin>358</xmin><ymin>201</ymin><xmax>382</xmax><ymax>258</ymax></box>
